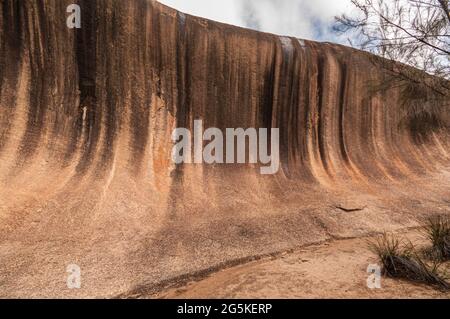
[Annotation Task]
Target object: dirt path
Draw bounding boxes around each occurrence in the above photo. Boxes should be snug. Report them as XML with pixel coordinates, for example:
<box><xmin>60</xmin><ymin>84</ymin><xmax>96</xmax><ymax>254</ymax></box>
<box><xmin>153</xmin><ymin>229</ymin><xmax>450</xmax><ymax>299</ymax></box>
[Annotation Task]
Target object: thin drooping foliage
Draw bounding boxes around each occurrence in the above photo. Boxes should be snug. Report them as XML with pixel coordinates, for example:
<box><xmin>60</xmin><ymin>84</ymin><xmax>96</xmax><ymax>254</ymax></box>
<box><xmin>335</xmin><ymin>0</ymin><xmax>450</xmax><ymax>78</ymax></box>
<box><xmin>334</xmin><ymin>0</ymin><xmax>450</xmax><ymax>108</ymax></box>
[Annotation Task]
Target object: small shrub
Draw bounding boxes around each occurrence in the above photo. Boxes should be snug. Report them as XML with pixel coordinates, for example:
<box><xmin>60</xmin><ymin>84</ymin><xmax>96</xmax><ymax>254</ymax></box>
<box><xmin>368</xmin><ymin>233</ymin><xmax>449</xmax><ymax>291</ymax></box>
<box><xmin>423</xmin><ymin>215</ymin><xmax>450</xmax><ymax>261</ymax></box>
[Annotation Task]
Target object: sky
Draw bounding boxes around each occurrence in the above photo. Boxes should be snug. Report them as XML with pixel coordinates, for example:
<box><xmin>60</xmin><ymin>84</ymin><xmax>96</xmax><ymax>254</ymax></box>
<box><xmin>158</xmin><ymin>0</ymin><xmax>354</xmax><ymax>43</ymax></box>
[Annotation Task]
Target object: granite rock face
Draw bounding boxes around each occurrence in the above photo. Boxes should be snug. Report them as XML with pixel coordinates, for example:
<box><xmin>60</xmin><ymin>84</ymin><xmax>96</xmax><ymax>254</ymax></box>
<box><xmin>0</xmin><ymin>0</ymin><xmax>449</xmax><ymax>297</ymax></box>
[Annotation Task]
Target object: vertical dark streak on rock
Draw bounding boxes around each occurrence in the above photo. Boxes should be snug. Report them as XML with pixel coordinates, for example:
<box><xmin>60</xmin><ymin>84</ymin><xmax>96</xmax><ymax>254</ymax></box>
<box><xmin>261</xmin><ymin>43</ymin><xmax>276</xmax><ymax>149</ymax></box>
<box><xmin>73</xmin><ymin>0</ymin><xmax>101</xmax><ymax>174</ymax></box>
<box><xmin>302</xmin><ymin>44</ymin><xmax>315</xmax><ymax>181</ymax></box>
<box><xmin>130</xmin><ymin>0</ymin><xmax>151</xmax><ymax>176</ymax></box>
<box><xmin>214</xmin><ymin>30</ymin><xmax>226</xmax><ymax>135</ymax></box>
<box><xmin>278</xmin><ymin>38</ymin><xmax>293</xmax><ymax>178</ymax></box>
<box><xmin>338</xmin><ymin>61</ymin><xmax>350</xmax><ymax>165</ymax></box>
<box><xmin>316</xmin><ymin>53</ymin><xmax>329</xmax><ymax>174</ymax></box>
<box><xmin>77</xmin><ymin>0</ymin><xmax>97</xmax><ymax>102</ymax></box>
<box><xmin>206</xmin><ymin>30</ymin><xmax>221</xmax><ymax>130</ymax></box>
<box><xmin>289</xmin><ymin>39</ymin><xmax>301</xmax><ymax>178</ymax></box>
<box><xmin>109</xmin><ymin>1</ymin><xmax>123</xmax><ymax>163</ymax></box>
<box><xmin>0</xmin><ymin>1</ymin><xmax>21</xmax><ymax>94</ymax></box>
<box><xmin>17</xmin><ymin>1</ymin><xmax>48</xmax><ymax>163</ymax></box>
<box><xmin>171</xmin><ymin>10</ymin><xmax>188</xmax><ymax>179</ymax></box>
<box><xmin>167</xmin><ymin>8</ymin><xmax>190</xmax><ymax>220</ymax></box>
<box><xmin>0</xmin><ymin>1</ymin><xmax>22</xmax><ymax>154</ymax></box>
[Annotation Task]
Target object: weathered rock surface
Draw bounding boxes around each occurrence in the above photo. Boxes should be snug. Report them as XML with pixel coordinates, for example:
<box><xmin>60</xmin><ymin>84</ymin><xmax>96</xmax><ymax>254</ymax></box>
<box><xmin>0</xmin><ymin>0</ymin><xmax>449</xmax><ymax>297</ymax></box>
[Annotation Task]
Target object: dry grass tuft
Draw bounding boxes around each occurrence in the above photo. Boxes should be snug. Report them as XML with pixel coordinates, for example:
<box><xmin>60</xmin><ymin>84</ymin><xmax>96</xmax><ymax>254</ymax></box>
<box><xmin>368</xmin><ymin>233</ymin><xmax>449</xmax><ymax>291</ymax></box>
<box><xmin>423</xmin><ymin>215</ymin><xmax>450</xmax><ymax>262</ymax></box>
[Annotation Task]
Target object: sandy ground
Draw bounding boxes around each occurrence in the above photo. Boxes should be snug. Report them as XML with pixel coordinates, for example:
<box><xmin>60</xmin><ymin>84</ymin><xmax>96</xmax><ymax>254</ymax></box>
<box><xmin>153</xmin><ymin>229</ymin><xmax>450</xmax><ymax>299</ymax></box>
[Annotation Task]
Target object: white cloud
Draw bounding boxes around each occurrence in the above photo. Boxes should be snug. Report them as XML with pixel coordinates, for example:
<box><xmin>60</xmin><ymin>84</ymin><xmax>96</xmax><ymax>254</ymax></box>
<box><xmin>158</xmin><ymin>0</ymin><xmax>244</xmax><ymax>27</ymax></box>
<box><xmin>158</xmin><ymin>0</ymin><xmax>353</xmax><ymax>42</ymax></box>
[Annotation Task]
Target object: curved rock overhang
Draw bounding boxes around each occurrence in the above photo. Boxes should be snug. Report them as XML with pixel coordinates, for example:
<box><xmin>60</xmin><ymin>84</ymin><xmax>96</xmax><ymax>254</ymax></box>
<box><xmin>0</xmin><ymin>0</ymin><xmax>449</xmax><ymax>297</ymax></box>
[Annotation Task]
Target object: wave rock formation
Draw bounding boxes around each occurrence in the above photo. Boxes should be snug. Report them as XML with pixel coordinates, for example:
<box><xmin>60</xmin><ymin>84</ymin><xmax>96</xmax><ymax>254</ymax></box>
<box><xmin>0</xmin><ymin>0</ymin><xmax>449</xmax><ymax>297</ymax></box>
